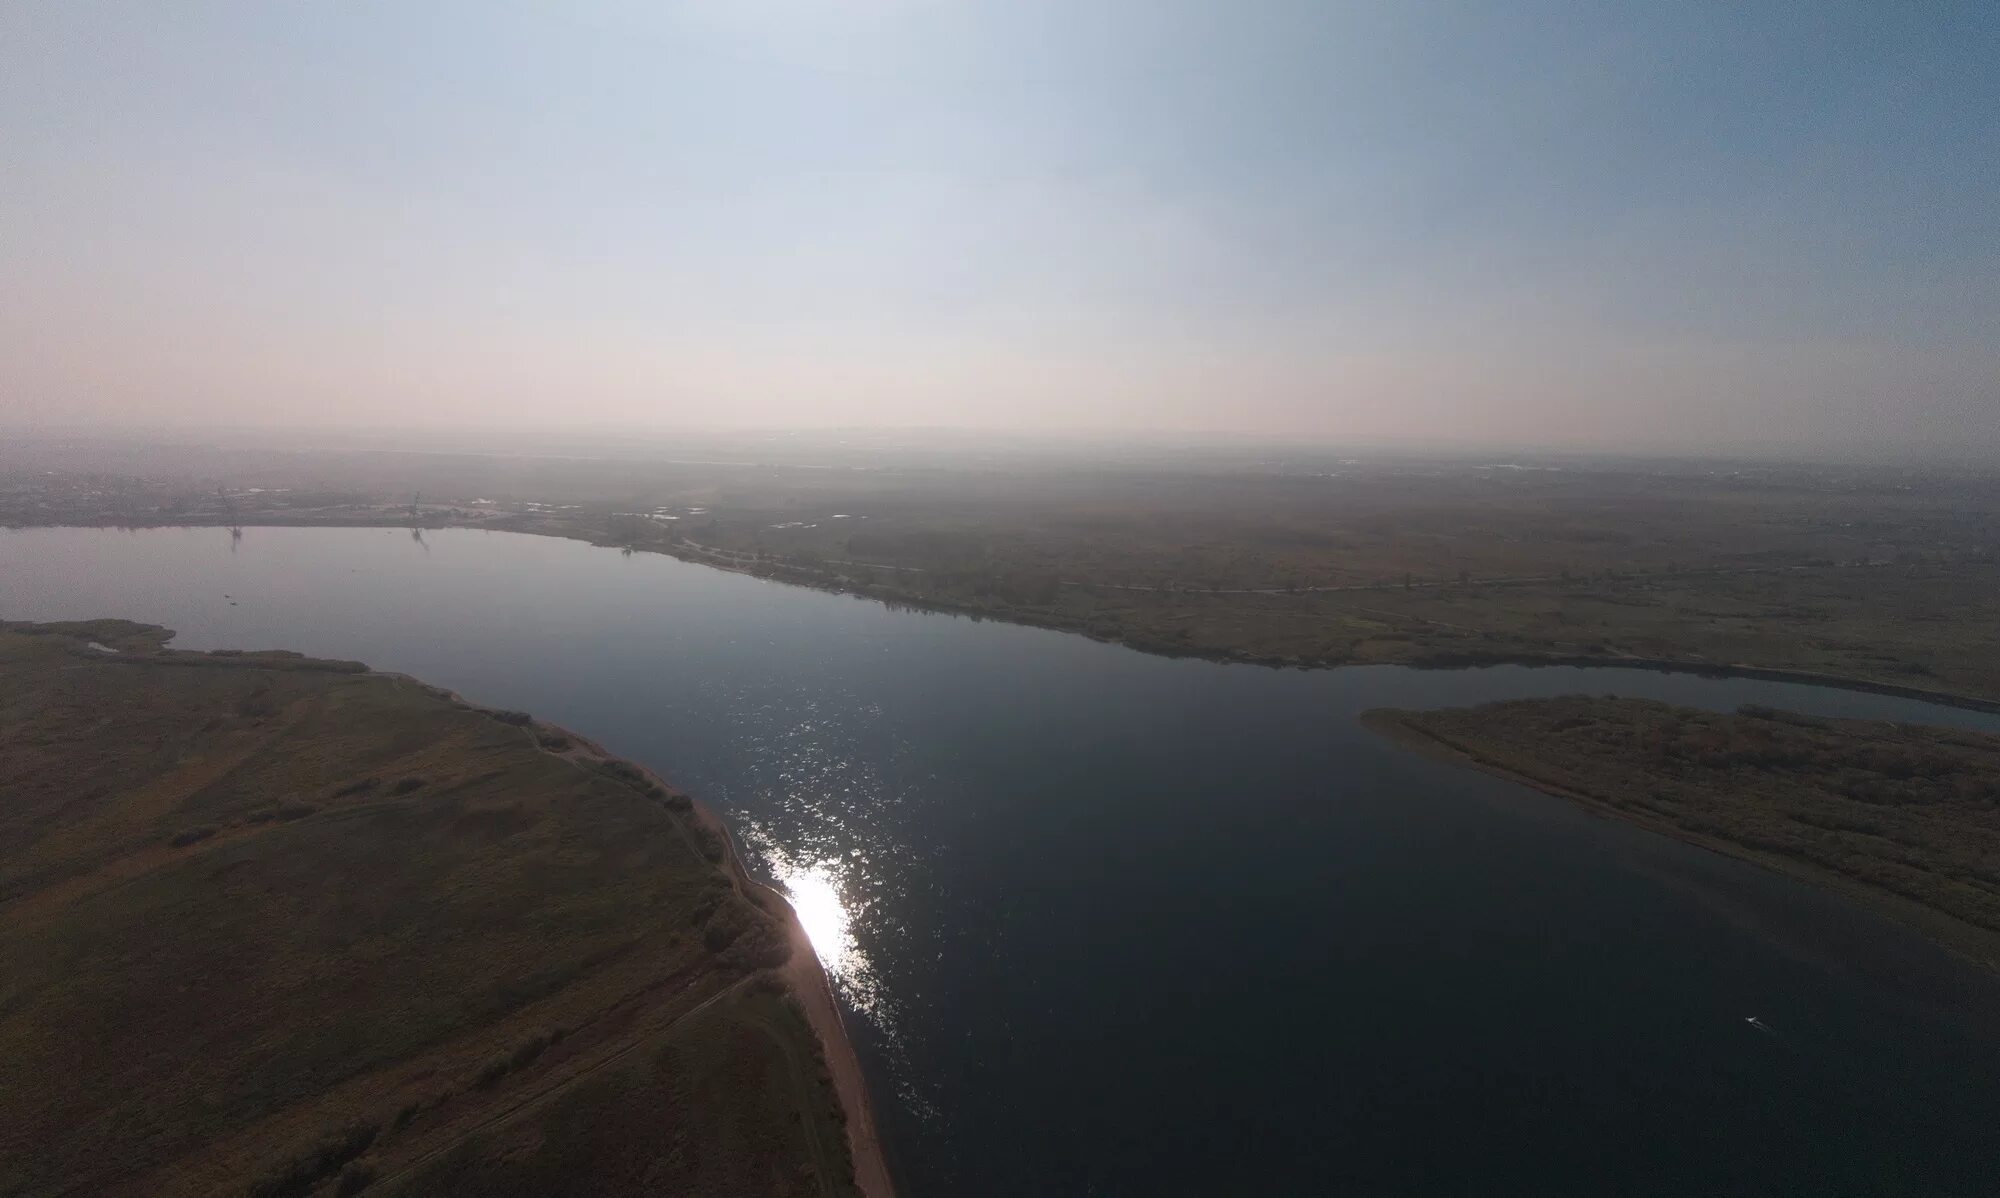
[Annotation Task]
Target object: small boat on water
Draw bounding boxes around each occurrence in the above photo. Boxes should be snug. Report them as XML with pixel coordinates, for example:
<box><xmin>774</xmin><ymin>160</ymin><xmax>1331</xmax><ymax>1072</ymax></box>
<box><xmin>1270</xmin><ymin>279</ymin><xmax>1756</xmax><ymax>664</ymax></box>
<box><xmin>1745</xmin><ymin>1016</ymin><xmax>1773</xmax><ymax>1033</ymax></box>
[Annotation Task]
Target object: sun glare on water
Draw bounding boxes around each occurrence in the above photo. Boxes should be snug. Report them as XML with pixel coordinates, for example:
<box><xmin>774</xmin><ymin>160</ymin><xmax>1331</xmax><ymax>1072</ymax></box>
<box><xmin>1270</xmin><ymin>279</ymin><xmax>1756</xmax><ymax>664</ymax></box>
<box><xmin>738</xmin><ymin>790</ymin><xmax>893</xmax><ymax>1030</ymax></box>
<box><xmin>780</xmin><ymin>862</ymin><xmax>856</xmax><ymax>978</ymax></box>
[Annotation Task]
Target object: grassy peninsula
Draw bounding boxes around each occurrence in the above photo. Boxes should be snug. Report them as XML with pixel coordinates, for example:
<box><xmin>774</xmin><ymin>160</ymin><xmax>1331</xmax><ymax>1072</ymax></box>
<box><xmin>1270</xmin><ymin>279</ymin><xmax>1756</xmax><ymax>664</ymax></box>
<box><xmin>0</xmin><ymin>619</ymin><xmax>885</xmax><ymax>1198</ymax></box>
<box><xmin>1366</xmin><ymin>697</ymin><xmax>2000</xmax><ymax>972</ymax></box>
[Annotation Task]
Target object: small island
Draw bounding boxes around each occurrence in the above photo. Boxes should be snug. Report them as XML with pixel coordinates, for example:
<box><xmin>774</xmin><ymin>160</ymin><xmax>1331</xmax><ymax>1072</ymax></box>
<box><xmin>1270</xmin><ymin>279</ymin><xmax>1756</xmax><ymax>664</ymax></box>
<box><xmin>1365</xmin><ymin>696</ymin><xmax>2000</xmax><ymax>973</ymax></box>
<box><xmin>0</xmin><ymin>619</ymin><xmax>889</xmax><ymax>1197</ymax></box>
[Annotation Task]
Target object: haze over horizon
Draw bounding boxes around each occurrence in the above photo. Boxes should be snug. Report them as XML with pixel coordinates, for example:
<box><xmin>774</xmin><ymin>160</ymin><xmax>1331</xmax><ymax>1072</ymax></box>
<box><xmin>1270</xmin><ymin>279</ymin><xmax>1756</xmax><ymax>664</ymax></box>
<box><xmin>3</xmin><ymin>2</ymin><xmax>1995</xmax><ymax>455</ymax></box>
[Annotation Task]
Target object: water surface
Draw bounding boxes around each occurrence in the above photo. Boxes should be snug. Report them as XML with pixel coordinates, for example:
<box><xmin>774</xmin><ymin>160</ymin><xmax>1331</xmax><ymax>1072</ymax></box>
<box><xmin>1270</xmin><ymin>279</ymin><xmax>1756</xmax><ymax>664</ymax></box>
<box><xmin>6</xmin><ymin>526</ymin><xmax>1999</xmax><ymax>1196</ymax></box>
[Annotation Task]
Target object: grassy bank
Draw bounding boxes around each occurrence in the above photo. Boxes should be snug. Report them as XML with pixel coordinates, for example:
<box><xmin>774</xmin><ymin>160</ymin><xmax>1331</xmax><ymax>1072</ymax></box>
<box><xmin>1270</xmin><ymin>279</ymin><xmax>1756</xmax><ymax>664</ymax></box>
<box><xmin>1365</xmin><ymin>697</ymin><xmax>2000</xmax><ymax>974</ymax></box>
<box><xmin>0</xmin><ymin>619</ymin><xmax>867</xmax><ymax>1197</ymax></box>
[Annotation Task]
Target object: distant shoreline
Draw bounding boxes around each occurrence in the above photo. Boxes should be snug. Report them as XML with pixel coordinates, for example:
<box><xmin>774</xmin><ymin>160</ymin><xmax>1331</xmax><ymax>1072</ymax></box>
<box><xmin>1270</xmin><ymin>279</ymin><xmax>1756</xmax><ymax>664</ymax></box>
<box><xmin>17</xmin><ymin>516</ymin><xmax>1999</xmax><ymax>715</ymax></box>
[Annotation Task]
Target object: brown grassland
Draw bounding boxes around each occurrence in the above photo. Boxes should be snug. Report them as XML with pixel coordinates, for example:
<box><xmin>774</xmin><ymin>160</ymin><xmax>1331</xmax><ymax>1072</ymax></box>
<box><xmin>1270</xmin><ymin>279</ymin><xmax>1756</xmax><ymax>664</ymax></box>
<box><xmin>0</xmin><ymin>619</ymin><xmax>864</xmax><ymax>1198</ymax></box>
<box><xmin>1366</xmin><ymin>697</ymin><xmax>2000</xmax><ymax>973</ymax></box>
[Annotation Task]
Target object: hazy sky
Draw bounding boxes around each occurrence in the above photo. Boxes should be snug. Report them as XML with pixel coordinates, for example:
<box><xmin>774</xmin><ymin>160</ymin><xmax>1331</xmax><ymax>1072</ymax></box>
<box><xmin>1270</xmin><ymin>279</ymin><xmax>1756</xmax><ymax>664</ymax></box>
<box><xmin>3</xmin><ymin>2</ymin><xmax>1995</xmax><ymax>453</ymax></box>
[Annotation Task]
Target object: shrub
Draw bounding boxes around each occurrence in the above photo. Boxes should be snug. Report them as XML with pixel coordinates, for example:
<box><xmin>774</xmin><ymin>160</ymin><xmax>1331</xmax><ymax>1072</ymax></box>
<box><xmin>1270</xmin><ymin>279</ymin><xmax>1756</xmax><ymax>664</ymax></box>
<box><xmin>508</xmin><ymin>1037</ymin><xmax>548</xmax><ymax>1071</ymax></box>
<box><xmin>473</xmin><ymin>1054</ymin><xmax>512</xmax><ymax>1089</ymax></box>
<box><xmin>598</xmin><ymin>759</ymin><xmax>647</xmax><ymax>786</ymax></box>
<box><xmin>693</xmin><ymin>825</ymin><xmax>726</xmax><ymax>863</ymax></box>
<box><xmin>336</xmin><ymin>1162</ymin><xmax>377</xmax><ymax>1196</ymax></box>
<box><xmin>247</xmin><ymin>1122</ymin><xmax>378</xmax><ymax>1198</ymax></box>
<box><xmin>723</xmin><ymin>919</ymin><xmax>791</xmax><ymax>970</ymax></box>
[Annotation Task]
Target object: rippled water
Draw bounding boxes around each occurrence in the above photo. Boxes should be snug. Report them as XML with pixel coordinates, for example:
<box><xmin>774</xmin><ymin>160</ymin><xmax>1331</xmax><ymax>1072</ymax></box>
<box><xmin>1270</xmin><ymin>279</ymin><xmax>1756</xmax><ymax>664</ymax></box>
<box><xmin>7</xmin><ymin>526</ymin><xmax>2000</xmax><ymax>1196</ymax></box>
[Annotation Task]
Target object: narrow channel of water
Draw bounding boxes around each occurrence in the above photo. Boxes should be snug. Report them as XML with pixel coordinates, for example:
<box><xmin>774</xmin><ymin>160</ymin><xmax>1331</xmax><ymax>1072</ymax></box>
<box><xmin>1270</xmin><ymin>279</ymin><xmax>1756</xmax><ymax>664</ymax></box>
<box><xmin>6</xmin><ymin>526</ymin><xmax>1998</xmax><ymax>1196</ymax></box>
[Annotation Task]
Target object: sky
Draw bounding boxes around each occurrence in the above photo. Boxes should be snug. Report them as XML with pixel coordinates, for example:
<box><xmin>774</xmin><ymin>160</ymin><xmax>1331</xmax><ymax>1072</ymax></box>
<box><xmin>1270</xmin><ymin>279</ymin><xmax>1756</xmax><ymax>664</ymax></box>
<box><xmin>2</xmin><ymin>1</ymin><xmax>1995</xmax><ymax>455</ymax></box>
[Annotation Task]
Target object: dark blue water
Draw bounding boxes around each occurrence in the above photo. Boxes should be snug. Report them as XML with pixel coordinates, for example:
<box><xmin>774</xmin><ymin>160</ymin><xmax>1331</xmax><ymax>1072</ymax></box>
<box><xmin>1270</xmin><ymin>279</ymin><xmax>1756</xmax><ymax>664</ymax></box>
<box><xmin>7</xmin><ymin>526</ymin><xmax>2000</xmax><ymax>1197</ymax></box>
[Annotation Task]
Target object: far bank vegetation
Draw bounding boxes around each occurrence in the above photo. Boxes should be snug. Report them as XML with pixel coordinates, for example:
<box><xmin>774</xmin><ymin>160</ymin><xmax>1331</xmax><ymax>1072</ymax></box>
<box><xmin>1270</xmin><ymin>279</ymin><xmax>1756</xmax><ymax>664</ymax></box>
<box><xmin>1367</xmin><ymin>696</ymin><xmax>2000</xmax><ymax>964</ymax></box>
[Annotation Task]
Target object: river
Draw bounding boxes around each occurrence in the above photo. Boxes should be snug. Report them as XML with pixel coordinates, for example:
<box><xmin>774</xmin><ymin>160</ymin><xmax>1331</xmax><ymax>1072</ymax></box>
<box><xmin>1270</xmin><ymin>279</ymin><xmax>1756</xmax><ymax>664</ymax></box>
<box><xmin>5</xmin><ymin>526</ymin><xmax>1998</xmax><ymax>1195</ymax></box>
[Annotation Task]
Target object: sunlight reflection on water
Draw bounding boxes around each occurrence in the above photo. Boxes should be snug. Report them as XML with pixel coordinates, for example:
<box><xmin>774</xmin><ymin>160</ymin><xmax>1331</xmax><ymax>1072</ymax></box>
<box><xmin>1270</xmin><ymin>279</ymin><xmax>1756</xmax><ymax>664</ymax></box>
<box><xmin>782</xmin><ymin>862</ymin><xmax>856</xmax><ymax>975</ymax></box>
<box><xmin>753</xmin><ymin>834</ymin><xmax>890</xmax><ymax>1025</ymax></box>
<box><xmin>747</xmin><ymin>819</ymin><xmax>942</xmax><ymax>1124</ymax></box>
<box><xmin>730</xmin><ymin>695</ymin><xmax>944</xmax><ymax>1123</ymax></box>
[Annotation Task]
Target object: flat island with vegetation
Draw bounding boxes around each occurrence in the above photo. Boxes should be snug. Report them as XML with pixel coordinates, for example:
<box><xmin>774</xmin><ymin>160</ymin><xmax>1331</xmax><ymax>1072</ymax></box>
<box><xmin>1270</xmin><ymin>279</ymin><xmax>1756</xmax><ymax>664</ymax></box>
<box><xmin>1366</xmin><ymin>697</ymin><xmax>2000</xmax><ymax>973</ymax></box>
<box><xmin>0</xmin><ymin>619</ymin><xmax>889</xmax><ymax>1198</ymax></box>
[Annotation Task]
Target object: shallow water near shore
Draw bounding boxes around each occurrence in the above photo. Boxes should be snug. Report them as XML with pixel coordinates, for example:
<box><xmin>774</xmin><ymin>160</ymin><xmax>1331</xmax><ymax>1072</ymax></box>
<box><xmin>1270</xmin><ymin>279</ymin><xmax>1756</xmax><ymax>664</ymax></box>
<box><xmin>8</xmin><ymin>525</ymin><xmax>2000</xmax><ymax>1196</ymax></box>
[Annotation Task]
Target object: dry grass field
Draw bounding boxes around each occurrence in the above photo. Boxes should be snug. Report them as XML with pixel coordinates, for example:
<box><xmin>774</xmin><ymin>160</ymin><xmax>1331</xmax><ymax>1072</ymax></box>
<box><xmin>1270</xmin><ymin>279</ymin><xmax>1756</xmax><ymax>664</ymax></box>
<box><xmin>0</xmin><ymin>620</ymin><xmax>857</xmax><ymax>1198</ymax></box>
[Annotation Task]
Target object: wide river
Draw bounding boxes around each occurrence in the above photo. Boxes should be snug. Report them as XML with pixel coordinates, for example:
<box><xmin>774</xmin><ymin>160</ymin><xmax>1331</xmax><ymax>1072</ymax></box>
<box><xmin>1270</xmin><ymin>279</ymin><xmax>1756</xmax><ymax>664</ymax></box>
<box><xmin>7</xmin><ymin>526</ymin><xmax>2000</xmax><ymax>1195</ymax></box>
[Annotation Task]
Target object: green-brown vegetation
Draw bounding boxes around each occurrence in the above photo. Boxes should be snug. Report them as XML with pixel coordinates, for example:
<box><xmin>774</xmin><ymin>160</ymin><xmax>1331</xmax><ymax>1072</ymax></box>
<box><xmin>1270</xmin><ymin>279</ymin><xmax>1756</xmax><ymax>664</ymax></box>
<box><xmin>10</xmin><ymin>438</ymin><xmax>1997</xmax><ymax>704</ymax></box>
<box><xmin>1365</xmin><ymin>696</ymin><xmax>2000</xmax><ymax>970</ymax></box>
<box><xmin>0</xmin><ymin>619</ymin><xmax>862</xmax><ymax>1198</ymax></box>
